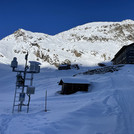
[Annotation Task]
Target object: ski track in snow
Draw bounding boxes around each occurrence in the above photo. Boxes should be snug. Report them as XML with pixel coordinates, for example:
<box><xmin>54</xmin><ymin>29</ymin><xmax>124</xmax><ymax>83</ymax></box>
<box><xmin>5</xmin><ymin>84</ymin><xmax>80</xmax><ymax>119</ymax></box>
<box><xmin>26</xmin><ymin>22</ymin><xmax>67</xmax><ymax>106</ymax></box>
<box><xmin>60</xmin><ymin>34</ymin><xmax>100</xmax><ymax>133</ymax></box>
<box><xmin>114</xmin><ymin>89</ymin><xmax>134</xmax><ymax>134</ymax></box>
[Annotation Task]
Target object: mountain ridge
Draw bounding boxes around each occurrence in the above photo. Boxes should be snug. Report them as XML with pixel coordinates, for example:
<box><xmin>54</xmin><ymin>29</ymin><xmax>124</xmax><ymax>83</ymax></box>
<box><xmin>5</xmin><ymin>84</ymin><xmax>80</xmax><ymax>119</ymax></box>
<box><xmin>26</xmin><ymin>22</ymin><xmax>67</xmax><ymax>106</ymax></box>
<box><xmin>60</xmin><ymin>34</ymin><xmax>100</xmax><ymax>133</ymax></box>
<box><xmin>0</xmin><ymin>19</ymin><xmax>134</xmax><ymax>67</ymax></box>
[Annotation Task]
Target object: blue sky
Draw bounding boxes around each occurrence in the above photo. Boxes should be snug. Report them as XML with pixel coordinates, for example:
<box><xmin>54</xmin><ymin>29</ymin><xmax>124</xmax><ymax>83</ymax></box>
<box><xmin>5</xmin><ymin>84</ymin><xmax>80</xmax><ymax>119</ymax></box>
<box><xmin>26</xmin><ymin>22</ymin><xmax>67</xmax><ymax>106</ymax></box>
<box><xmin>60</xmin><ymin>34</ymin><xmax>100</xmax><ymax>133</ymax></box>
<box><xmin>0</xmin><ymin>0</ymin><xmax>133</xmax><ymax>39</ymax></box>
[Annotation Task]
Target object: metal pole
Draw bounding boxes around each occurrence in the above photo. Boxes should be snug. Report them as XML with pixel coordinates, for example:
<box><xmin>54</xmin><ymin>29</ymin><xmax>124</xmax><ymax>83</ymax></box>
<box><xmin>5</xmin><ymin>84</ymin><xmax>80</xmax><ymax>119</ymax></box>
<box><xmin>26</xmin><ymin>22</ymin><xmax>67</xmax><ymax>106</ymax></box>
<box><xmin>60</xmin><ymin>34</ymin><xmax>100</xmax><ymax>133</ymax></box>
<box><xmin>30</xmin><ymin>73</ymin><xmax>33</xmax><ymax>86</ymax></box>
<box><xmin>23</xmin><ymin>52</ymin><xmax>28</xmax><ymax>92</ymax></box>
<box><xmin>45</xmin><ymin>90</ymin><xmax>47</xmax><ymax>112</ymax></box>
<box><xmin>27</xmin><ymin>94</ymin><xmax>31</xmax><ymax>113</ymax></box>
<box><xmin>12</xmin><ymin>74</ymin><xmax>18</xmax><ymax>113</ymax></box>
<box><xmin>20</xmin><ymin>52</ymin><xmax>28</xmax><ymax>111</ymax></box>
<box><xmin>27</xmin><ymin>73</ymin><xmax>33</xmax><ymax>113</ymax></box>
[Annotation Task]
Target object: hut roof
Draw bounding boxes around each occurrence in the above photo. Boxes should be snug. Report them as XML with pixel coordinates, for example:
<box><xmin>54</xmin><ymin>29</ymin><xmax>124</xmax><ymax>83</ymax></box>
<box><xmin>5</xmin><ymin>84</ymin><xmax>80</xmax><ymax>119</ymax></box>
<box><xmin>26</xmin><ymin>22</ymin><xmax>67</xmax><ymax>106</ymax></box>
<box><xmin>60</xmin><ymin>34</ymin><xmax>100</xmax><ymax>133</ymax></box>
<box><xmin>112</xmin><ymin>43</ymin><xmax>134</xmax><ymax>61</ymax></box>
<box><xmin>59</xmin><ymin>78</ymin><xmax>90</xmax><ymax>85</ymax></box>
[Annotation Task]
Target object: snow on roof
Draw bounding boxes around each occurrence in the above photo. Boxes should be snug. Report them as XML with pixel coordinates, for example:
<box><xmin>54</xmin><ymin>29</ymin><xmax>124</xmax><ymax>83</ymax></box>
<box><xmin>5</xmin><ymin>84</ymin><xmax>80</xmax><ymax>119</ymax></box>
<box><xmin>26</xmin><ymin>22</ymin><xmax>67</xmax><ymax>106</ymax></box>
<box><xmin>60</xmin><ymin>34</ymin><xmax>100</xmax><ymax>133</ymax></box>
<box><xmin>29</xmin><ymin>61</ymin><xmax>41</xmax><ymax>65</ymax></box>
<box><xmin>59</xmin><ymin>78</ymin><xmax>90</xmax><ymax>84</ymax></box>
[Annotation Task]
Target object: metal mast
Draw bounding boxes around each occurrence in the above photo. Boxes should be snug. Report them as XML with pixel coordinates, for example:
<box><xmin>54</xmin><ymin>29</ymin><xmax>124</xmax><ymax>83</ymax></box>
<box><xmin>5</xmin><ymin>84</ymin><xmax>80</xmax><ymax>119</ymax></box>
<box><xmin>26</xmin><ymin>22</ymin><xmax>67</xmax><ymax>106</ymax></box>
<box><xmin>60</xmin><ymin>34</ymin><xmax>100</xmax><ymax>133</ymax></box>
<box><xmin>11</xmin><ymin>53</ymin><xmax>41</xmax><ymax>113</ymax></box>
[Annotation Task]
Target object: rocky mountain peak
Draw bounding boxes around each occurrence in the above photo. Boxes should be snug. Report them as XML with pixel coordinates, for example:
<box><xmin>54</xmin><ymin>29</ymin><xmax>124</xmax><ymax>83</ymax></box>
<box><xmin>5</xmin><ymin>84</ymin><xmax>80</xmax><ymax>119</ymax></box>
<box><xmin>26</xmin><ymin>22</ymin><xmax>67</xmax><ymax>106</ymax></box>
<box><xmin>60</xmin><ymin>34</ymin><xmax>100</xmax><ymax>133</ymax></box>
<box><xmin>55</xmin><ymin>20</ymin><xmax>134</xmax><ymax>46</ymax></box>
<box><xmin>14</xmin><ymin>29</ymin><xmax>27</xmax><ymax>37</ymax></box>
<box><xmin>121</xmin><ymin>19</ymin><xmax>134</xmax><ymax>23</ymax></box>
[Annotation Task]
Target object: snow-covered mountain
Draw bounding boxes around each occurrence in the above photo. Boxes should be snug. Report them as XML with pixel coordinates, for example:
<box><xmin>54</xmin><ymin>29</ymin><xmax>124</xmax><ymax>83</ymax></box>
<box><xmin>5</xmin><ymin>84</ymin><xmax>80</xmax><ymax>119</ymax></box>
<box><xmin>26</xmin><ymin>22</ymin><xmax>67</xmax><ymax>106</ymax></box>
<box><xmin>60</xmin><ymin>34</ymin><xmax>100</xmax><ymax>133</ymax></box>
<box><xmin>0</xmin><ymin>19</ymin><xmax>134</xmax><ymax>67</ymax></box>
<box><xmin>1</xmin><ymin>19</ymin><xmax>134</xmax><ymax>134</ymax></box>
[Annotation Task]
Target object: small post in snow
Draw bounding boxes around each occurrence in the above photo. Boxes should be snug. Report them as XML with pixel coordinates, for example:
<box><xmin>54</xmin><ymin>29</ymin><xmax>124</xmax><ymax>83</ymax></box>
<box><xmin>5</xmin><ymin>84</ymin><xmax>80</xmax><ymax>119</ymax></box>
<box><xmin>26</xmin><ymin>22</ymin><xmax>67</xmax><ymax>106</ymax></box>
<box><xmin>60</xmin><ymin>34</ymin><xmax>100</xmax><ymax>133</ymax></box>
<box><xmin>45</xmin><ymin>90</ymin><xmax>47</xmax><ymax>112</ymax></box>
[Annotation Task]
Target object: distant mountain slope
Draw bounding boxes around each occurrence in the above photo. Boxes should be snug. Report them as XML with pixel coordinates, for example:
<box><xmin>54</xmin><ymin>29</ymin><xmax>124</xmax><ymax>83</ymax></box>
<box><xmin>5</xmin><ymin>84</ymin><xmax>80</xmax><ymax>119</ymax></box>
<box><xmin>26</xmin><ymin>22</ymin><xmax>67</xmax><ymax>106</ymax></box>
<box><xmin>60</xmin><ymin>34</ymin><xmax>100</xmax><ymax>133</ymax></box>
<box><xmin>0</xmin><ymin>19</ymin><xmax>134</xmax><ymax>67</ymax></box>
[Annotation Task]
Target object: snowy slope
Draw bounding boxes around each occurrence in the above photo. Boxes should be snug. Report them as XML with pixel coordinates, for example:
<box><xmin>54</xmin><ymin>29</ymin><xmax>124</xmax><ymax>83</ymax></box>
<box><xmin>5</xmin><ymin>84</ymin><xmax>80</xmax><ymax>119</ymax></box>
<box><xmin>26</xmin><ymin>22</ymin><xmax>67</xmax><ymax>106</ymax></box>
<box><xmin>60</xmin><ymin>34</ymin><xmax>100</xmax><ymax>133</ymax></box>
<box><xmin>1</xmin><ymin>19</ymin><xmax>134</xmax><ymax>67</ymax></box>
<box><xmin>1</xmin><ymin>20</ymin><xmax>134</xmax><ymax>134</ymax></box>
<box><xmin>1</xmin><ymin>63</ymin><xmax>134</xmax><ymax>134</ymax></box>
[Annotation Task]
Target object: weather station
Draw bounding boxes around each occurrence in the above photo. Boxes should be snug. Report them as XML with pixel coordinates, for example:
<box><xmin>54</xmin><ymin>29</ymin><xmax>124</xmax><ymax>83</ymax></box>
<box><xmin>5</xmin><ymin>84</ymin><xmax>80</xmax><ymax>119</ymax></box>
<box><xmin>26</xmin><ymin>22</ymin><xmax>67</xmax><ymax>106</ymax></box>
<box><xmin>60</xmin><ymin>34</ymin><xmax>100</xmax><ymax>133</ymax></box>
<box><xmin>11</xmin><ymin>53</ymin><xmax>41</xmax><ymax>113</ymax></box>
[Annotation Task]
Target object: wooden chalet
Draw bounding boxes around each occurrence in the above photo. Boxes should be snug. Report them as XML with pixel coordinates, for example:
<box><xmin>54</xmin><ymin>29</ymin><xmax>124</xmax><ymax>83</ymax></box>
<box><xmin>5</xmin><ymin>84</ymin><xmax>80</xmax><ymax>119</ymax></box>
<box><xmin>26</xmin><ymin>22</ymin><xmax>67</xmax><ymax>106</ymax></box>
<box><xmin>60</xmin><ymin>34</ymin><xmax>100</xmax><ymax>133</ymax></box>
<box><xmin>59</xmin><ymin>78</ymin><xmax>90</xmax><ymax>94</ymax></box>
<box><xmin>112</xmin><ymin>43</ymin><xmax>134</xmax><ymax>65</ymax></box>
<box><xmin>58</xmin><ymin>64</ymin><xmax>71</xmax><ymax>70</ymax></box>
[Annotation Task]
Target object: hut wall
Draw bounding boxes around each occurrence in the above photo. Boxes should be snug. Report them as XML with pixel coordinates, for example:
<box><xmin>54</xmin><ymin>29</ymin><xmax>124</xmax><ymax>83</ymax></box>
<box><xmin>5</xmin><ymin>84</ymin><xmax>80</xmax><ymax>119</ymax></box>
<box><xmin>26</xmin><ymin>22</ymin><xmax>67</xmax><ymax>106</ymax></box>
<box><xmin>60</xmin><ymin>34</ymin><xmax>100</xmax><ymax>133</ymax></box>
<box><xmin>126</xmin><ymin>47</ymin><xmax>134</xmax><ymax>64</ymax></box>
<box><xmin>113</xmin><ymin>45</ymin><xmax>134</xmax><ymax>64</ymax></box>
<box><xmin>62</xmin><ymin>83</ymin><xmax>89</xmax><ymax>94</ymax></box>
<box><xmin>113</xmin><ymin>50</ymin><xmax>127</xmax><ymax>64</ymax></box>
<box><xmin>58</xmin><ymin>65</ymin><xmax>71</xmax><ymax>70</ymax></box>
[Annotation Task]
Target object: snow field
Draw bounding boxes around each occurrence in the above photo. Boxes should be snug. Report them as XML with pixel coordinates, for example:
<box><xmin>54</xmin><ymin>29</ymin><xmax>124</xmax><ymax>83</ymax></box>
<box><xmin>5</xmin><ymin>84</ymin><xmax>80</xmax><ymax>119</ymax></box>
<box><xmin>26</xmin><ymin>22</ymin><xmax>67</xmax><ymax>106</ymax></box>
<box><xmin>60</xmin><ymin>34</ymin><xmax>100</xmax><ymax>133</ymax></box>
<box><xmin>0</xmin><ymin>64</ymin><xmax>134</xmax><ymax>134</ymax></box>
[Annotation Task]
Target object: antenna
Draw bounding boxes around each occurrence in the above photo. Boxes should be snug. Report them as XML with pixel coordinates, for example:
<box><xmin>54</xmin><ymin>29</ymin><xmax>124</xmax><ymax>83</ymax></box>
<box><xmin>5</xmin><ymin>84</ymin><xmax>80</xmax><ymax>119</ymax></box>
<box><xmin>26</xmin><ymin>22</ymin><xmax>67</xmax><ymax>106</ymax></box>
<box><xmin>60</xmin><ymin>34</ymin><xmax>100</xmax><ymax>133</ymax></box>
<box><xmin>11</xmin><ymin>53</ymin><xmax>41</xmax><ymax>113</ymax></box>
